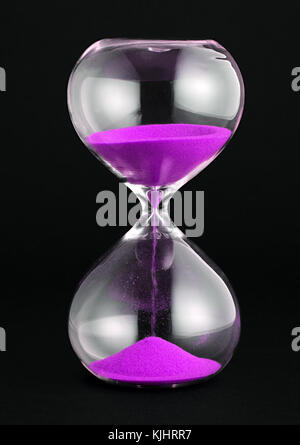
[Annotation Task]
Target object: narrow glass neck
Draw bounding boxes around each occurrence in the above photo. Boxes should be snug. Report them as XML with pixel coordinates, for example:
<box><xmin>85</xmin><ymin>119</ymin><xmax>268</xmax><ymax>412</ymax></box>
<box><xmin>125</xmin><ymin>184</ymin><xmax>183</xmax><ymax>240</ymax></box>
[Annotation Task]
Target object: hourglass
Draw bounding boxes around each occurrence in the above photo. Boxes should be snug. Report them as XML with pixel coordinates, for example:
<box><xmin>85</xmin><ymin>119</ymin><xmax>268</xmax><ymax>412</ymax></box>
<box><xmin>67</xmin><ymin>39</ymin><xmax>244</xmax><ymax>387</ymax></box>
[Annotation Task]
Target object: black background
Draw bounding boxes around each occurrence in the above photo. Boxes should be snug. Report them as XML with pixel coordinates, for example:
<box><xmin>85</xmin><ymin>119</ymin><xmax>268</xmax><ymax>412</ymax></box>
<box><xmin>0</xmin><ymin>1</ymin><xmax>299</xmax><ymax>425</ymax></box>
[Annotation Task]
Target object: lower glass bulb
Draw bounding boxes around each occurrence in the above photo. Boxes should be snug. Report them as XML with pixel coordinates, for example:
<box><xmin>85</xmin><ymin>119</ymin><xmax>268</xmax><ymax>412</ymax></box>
<box><xmin>69</xmin><ymin>214</ymin><xmax>240</xmax><ymax>387</ymax></box>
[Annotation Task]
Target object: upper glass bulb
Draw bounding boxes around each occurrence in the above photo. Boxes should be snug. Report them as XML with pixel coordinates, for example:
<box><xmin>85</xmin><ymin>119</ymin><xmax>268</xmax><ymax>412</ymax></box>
<box><xmin>68</xmin><ymin>39</ymin><xmax>244</xmax><ymax>187</ymax></box>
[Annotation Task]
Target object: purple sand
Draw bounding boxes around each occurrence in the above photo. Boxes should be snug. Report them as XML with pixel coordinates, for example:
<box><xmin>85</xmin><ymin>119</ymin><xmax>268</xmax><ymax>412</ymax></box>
<box><xmin>89</xmin><ymin>337</ymin><xmax>221</xmax><ymax>384</ymax></box>
<box><xmin>87</xmin><ymin>124</ymin><xmax>231</xmax><ymax>187</ymax></box>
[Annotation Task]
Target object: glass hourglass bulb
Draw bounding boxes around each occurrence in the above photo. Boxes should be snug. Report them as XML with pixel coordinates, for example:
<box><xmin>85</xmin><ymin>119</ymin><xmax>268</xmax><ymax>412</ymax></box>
<box><xmin>67</xmin><ymin>39</ymin><xmax>244</xmax><ymax>387</ymax></box>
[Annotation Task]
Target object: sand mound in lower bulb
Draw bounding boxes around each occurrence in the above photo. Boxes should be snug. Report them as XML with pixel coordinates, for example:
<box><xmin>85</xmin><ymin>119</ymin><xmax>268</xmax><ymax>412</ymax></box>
<box><xmin>89</xmin><ymin>337</ymin><xmax>221</xmax><ymax>384</ymax></box>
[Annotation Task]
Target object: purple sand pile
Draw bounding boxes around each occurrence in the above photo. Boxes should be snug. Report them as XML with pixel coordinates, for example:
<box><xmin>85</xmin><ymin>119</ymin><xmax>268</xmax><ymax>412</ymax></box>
<box><xmin>89</xmin><ymin>337</ymin><xmax>221</xmax><ymax>384</ymax></box>
<box><xmin>87</xmin><ymin>124</ymin><xmax>231</xmax><ymax>187</ymax></box>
